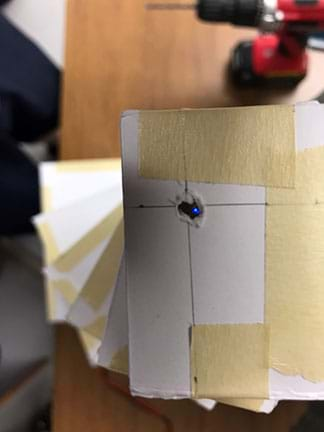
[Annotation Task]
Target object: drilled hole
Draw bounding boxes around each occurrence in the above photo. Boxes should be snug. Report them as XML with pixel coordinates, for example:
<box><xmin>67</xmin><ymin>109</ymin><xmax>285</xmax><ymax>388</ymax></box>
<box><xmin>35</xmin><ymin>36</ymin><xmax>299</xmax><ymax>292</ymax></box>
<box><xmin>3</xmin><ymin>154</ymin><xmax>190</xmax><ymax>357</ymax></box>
<box><xmin>175</xmin><ymin>191</ymin><xmax>205</xmax><ymax>227</ymax></box>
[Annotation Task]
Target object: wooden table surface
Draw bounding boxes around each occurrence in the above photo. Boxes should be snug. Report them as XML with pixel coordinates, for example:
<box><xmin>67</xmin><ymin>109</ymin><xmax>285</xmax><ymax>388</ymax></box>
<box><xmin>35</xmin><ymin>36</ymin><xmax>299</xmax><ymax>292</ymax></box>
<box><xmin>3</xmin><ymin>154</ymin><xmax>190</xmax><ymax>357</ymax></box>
<box><xmin>56</xmin><ymin>0</ymin><xmax>324</xmax><ymax>430</ymax></box>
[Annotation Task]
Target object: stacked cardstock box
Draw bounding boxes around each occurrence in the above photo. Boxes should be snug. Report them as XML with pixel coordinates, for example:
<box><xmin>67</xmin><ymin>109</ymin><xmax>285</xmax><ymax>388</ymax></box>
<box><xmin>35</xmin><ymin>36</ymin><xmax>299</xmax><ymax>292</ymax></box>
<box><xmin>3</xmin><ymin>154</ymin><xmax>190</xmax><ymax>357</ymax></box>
<box><xmin>35</xmin><ymin>101</ymin><xmax>324</xmax><ymax>413</ymax></box>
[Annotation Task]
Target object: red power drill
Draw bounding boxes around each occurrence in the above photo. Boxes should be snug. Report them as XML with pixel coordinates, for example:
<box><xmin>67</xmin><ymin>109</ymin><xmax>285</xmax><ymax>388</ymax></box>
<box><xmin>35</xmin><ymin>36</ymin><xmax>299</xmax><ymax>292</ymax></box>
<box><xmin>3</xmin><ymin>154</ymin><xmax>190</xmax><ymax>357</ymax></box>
<box><xmin>148</xmin><ymin>0</ymin><xmax>324</xmax><ymax>86</ymax></box>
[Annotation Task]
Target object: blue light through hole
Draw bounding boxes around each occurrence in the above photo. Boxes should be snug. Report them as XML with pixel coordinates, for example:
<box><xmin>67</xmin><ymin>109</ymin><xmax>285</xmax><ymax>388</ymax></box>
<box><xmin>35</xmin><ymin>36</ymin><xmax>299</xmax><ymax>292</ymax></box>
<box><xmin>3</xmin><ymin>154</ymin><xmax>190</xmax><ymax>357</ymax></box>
<box><xmin>191</xmin><ymin>206</ymin><xmax>201</xmax><ymax>217</ymax></box>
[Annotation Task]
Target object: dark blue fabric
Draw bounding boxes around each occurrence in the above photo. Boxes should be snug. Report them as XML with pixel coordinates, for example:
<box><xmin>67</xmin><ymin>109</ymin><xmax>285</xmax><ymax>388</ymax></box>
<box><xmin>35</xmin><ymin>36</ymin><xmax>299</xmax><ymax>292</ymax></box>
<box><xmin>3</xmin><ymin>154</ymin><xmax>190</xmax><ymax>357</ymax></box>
<box><xmin>0</xmin><ymin>14</ymin><xmax>60</xmax><ymax>142</ymax></box>
<box><xmin>0</xmin><ymin>14</ymin><xmax>60</xmax><ymax>235</ymax></box>
<box><xmin>0</xmin><ymin>133</ymin><xmax>39</xmax><ymax>235</ymax></box>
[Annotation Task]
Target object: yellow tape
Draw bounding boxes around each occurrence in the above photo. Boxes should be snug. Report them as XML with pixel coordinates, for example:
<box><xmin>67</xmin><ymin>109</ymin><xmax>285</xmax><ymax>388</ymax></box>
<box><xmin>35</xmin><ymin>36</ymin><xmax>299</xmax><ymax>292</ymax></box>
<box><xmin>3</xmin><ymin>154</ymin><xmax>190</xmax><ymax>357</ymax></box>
<box><xmin>45</xmin><ymin>280</ymin><xmax>57</xmax><ymax>321</ymax></box>
<box><xmin>48</xmin><ymin>279</ymin><xmax>78</xmax><ymax>304</ymax></box>
<box><xmin>82</xmin><ymin>316</ymin><xmax>107</xmax><ymax>340</ymax></box>
<box><xmin>139</xmin><ymin>107</ymin><xmax>295</xmax><ymax>188</ymax></box>
<box><xmin>266</xmin><ymin>204</ymin><xmax>324</xmax><ymax>382</ymax></box>
<box><xmin>191</xmin><ymin>324</ymin><xmax>269</xmax><ymax>399</ymax></box>
<box><xmin>35</xmin><ymin>222</ymin><xmax>60</xmax><ymax>264</ymax></box>
<box><xmin>80</xmin><ymin>220</ymin><xmax>124</xmax><ymax>310</ymax></box>
<box><xmin>78</xmin><ymin>330</ymin><xmax>100</xmax><ymax>359</ymax></box>
<box><xmin>265</xmin><ymin>146</ymin><xmax>324</xmax><ymax>382</ymax></box>
<box><xmin>267</xmin><ymin>146</ymin><xmax>324</xmax><ymax>205</ymax></box>
<box><xmin>45</xmin><ymin>280</ymin><xmax>77</xmax><ymax>322</ymax></box>
<box><xmin>218</xmin><ymin>398</ymin><xmax>265</xmax><ymax>413</ymax></box>
<box><xmin>41</xmin><ymin>186</ymin><xmax>53</xmax><ymax>213</ymax></box>
<box><xmin>55</xmin><ymin>158</ymin><xmax>121</xmax><ymax>172</ymax></box>
<box><xmin>108</xmin><ymin>345</ymin><xmax>129</xmax><ymax>375</ymax></box>
<box><xmin>53</xmin><ymin>205</ymin><xmax>123</xmax><ymax>273</ymax></box>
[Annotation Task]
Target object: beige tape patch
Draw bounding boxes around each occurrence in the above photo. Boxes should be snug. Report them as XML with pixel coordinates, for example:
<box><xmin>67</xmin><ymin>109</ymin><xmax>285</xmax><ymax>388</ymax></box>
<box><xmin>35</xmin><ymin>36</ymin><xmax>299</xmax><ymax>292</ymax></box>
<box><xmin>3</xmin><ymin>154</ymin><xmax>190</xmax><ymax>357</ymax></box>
<box><xmin>267</xmin><ymin>146</ymin><xmax>324</xmax><ymax>205</ymax></box>
<box><xmin>53</xmin><ymin>205</ymin><xmax>123</xmax><ymax>273</ymax></box>
<box><xmin>46</xmin><ymin>280</ymin><xmax>77</xmax><ymax>322</ymax></box>
<box><xmin>108</xmin><ymin>345</ymin><xmax>129</xmax><ymax>375</ymax></box>
<box><xmin>139</xmin><ymin>107</ymin><xmax>295</xmax><ymax>187</ymax></box>
<box><xmin>35</xmin><ymin>222</ymin><xmax>60</xmax><ymax>264</ymax></box>
<box><xmin>78</xmin><ymin>330</ymin><xmax>100</xmax><ymax>361</ymax></box>
<box><xmin>265</xmin><ymin>145</ymin><xmax>324</xmax><ymax>382</ymax></box>
<box><xmin>45</xmin><ymin>280</ymin><xmax>57</xmax><ymax>321</ymax></box>
<box><xmin>82</xmin><ymin>316</ymin><xmax>107</xmax><ymax>340</ymax></box>
<box><xmin>266</xmin><ymin>204</ymin><xmax>324</xmax><ymax>382</ymax></box>
<box><xmin>218</xmin><ymin>398</ymin><xmax>264</xmax><ymax>413</ymax></box>
<box><xmin>191</xmin><ymin>324</ymin><xmax>269</xmax><ymax>399</ymax></box>
<box><xmin>48</xmin><ymin>279</ymin><xmax>78</xmax><ymax>304</ymax></box>
<box><xmin>55</xmin><ymin>158</ymin><xmax>121</xmax><ymax>172</ymax></box>
<box><xmin>80</xmin><ymin>220</ymin><xmax>124</xmax><ymax>310</ymax></box>
<box><xmin>41</xmin><ymin>186</ymin><xmax>53</xmax><ymax>213</ymax></box>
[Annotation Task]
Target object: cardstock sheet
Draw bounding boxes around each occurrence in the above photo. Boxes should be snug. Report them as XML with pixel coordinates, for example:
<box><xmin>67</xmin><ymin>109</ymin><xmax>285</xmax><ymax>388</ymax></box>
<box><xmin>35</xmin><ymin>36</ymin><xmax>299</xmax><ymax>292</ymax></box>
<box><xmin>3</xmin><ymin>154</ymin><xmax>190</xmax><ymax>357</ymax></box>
<box><xmin>34</xmin><ymin>186</ymin><xmax>122</xmax><ymax>264</ymax></box>
<box><xmin>122</xmin><ymin>103</ymin><xmax>324</xmax><ymax>401</ymax></box>
<box><xmin>40</xmin><ymin>159</ymin><xmax>121</xmax><ymax>211</ymax></box>
<box><xmin>68</xmin><ymin>220</ymin><xmax>124</xmax><ymax>340</ymax></box>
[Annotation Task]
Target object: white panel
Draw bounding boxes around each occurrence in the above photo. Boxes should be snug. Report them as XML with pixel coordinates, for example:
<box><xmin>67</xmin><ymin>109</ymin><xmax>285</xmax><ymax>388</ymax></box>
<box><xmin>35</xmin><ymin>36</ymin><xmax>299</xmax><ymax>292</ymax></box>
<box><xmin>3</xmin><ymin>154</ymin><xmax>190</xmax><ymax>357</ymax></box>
<box><xmin>126</xmin><ymin>207</ymin><xmax>192</xmax><ymax>398</ymax></box>
<box><xmin>191</xmin><ymin>205</ymin><xmax>265</xmax><ymax>325</ymax></box>
<box><xmin>187</xmin><ymin>183</ymin><xmax>265</xmax><ymax>206</ymax></box>
<box><xmin>40</xmin><ymin>162</ymin><xmax>122</xmax><ymax>211</ymax></box>
<box><xmin>295</xmin><ymin>102</ymin><xmax>324</xmax><ymax>152</ymax></box>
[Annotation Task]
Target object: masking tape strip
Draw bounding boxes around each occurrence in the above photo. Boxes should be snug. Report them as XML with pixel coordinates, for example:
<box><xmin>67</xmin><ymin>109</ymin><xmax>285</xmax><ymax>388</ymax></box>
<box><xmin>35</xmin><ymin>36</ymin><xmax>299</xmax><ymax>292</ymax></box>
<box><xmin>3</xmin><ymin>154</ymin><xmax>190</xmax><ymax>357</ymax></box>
<box><xmin>53</xmin><ymin>205</ymin><xmax>123</xmax><ymax>273</ymax></box>
<box><xmin>41</xmin><ymin>186</ymin><xmax>53</xmax><ymax>213</ymax></box>
<box><xmin>82</xmin><ymin>316</ymin><xmax>108</xmax><ymax>340</ymax></box>
<box><xmin>35</xmin><ymin>222</ymin><xmax>60</xmax><ymax>264</ymax></box>
<box><xmin>266</xmin><ymin>204</ymin><xmax>324</xmax><ymax>382</ymax></box>
<box><xmin>48</xmin><ymin>279</ymin><xmax>78</xmax><ymax>305</ymax></box>
<box><xmin>108</xmin><ymin>345</ymin><xmax>129</xmax><ymax>375</ymax></box>
<box><xmin>267</xmin><ymin>146</ymin><xmax>324</xmax><ymax>205</ymax></box>
<box><xmin>191</xmin><ymin>324</ymin><xmax>269</xmax><ymax>399</ymax></box>
<box><xmin>78</xmin><ymin>330</ymin><xmax>101</xmax><ymax>365</ymax></box>
<box><xmin>265</xmin><ymin>146</ymin><xmax>324</xmax><ymax>382</ymax></box>
<box><xmin>139</xmin><ymin>107</ymin><xmax>295</xmax><ymax>188</ymax></box>
<box><xmin>80</xmin><ymin>219</ymin><xmax>124</xmax><ymax>310</ymax></box>
<box><xmin>218</xmin><ymin>398</ymin><xmax>265</xmax><ymax>413</ymax></box>
<box><xmin>46</xmin><ymin>280</ymin><xmax>77</xmax><ymax>322</ymax></box>
<box><xmin>55</xmin><ymin>158</ymin><xmax>121</xmax><ymax>172</ymax></box>
<box><xmin>45</xmin><ymin>280</ymin><xmax>57</xmax><ymax>321</ymax></box>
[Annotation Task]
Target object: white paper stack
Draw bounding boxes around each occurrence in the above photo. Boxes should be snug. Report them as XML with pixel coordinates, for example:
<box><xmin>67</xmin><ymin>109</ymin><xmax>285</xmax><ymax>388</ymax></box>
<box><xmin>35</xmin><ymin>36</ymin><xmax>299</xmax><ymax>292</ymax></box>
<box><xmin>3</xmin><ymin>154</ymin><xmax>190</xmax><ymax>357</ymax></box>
<box><xmin>34</xmin><ymin>159</ymin><xmax>124</xmax><ymax>364</ymax></box>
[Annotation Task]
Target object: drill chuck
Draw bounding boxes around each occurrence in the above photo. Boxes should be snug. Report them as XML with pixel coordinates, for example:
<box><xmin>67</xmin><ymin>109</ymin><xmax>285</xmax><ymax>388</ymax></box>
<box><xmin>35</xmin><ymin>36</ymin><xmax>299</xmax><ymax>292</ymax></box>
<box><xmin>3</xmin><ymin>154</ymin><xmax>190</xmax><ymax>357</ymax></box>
<box><xmin>197</xmin><ymin>0</ymin><xmax>263</xmax><ymax>27</ymax></box>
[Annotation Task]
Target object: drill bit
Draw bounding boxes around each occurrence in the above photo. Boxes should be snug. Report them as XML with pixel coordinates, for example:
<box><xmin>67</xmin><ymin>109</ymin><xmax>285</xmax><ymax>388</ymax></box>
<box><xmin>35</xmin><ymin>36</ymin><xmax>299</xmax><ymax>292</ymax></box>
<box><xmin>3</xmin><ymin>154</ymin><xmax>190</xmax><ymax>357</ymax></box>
<box><xmin>146</xmin><ymin>3</ymin><xmax>196</xmax><ymax>10</ymax></box>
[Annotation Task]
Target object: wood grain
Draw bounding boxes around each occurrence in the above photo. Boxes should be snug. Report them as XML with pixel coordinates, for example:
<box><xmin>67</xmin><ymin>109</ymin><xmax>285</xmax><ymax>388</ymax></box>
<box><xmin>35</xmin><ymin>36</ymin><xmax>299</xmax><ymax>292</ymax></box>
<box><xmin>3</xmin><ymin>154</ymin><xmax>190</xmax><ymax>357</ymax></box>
<box><xmin>57</xmin><ymin>0</ymin><xmax>324</xmax><ymax>429</ymax></box>
<box><xmin>61</xmin><ymin>0</ymin><xmax>324</xmax><ymax>160</ymax></box>
<box><xmin>54</xmin><ymin>325</ymin><xmax>307</xmax><ymax>432</ymax></box>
